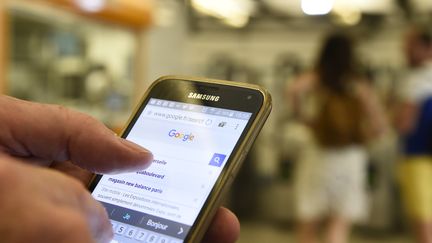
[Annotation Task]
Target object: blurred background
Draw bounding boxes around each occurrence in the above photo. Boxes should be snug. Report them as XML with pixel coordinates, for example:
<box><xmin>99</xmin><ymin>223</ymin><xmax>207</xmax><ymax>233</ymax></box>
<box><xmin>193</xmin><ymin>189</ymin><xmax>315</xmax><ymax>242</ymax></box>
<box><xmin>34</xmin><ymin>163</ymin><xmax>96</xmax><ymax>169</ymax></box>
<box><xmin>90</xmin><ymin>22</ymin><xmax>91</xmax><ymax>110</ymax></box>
<box><xmin>1</xmin><ymin>0</ymin><xmax>432</xmax><ymax>242</ymax></box>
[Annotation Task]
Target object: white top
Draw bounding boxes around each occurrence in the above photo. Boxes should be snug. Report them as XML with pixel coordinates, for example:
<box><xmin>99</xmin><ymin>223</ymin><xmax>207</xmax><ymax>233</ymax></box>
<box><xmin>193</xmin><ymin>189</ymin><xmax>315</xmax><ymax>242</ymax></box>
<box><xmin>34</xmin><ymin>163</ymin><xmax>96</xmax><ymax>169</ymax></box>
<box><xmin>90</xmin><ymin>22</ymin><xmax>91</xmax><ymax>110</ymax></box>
<box><xmin>402</xmin><ymin>61</ymin><xmax>432</xmax><ymax>103</ymax></box>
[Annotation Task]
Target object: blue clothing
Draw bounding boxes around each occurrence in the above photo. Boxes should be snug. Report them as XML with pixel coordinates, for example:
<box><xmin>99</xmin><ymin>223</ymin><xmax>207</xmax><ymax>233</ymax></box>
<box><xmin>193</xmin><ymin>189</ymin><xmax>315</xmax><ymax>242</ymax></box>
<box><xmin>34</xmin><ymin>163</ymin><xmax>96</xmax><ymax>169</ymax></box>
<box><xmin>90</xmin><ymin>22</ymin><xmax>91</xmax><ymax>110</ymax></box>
<box><xmin>404</xmin><ymin>97</ymin><xmax>432</xmax><ymax>155</ymax></box>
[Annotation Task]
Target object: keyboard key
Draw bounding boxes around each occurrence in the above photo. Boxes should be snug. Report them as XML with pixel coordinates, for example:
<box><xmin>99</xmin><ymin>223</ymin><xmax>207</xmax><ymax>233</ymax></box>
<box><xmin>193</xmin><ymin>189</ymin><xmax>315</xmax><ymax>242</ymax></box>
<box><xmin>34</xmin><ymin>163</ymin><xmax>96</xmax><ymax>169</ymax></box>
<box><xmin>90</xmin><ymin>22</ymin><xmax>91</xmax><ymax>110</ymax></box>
<box><xmin>125</xmin><ymin>228</ymin><xmax>137</xmax><ymax>238</ymax></box>
<box><xmin>115</xmin><ymin>224</ymin><xmax>127</xmax><ymax>235</ymax></box>
<box><xmin>135</xmin><ymin>230</ymin><xmax>148</xmax><ymax>241</ymax></box>
<box><xmin>146</xmin><ymin>233</ymin><xmax>158</xmax><ymax>243</ymax></box>
<box><xmin>158</xmin><ymin>237</ymin><xmax>169</xmax><ymax>243</ymax></box>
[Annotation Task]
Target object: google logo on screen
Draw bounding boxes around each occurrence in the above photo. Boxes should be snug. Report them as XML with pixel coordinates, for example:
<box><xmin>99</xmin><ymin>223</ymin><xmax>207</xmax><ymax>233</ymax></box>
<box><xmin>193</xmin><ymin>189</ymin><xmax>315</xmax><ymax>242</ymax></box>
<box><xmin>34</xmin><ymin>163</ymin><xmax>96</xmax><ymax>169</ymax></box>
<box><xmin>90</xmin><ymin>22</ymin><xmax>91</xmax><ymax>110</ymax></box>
<box><xmin>168</xmin><ymin>129</ymin><xmax>195</xmax><ymax>142</ymax></box>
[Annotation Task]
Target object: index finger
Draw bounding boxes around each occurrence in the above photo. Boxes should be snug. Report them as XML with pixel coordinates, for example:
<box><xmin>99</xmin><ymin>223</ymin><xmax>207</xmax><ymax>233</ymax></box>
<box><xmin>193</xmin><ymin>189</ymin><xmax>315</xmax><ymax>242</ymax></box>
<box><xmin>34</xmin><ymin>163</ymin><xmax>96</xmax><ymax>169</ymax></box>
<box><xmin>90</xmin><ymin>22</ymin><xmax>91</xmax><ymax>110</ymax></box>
<box><xmin>0</xmin><ymin>95</ymin><xmax>152</xmax><ymax>173</ymax></box>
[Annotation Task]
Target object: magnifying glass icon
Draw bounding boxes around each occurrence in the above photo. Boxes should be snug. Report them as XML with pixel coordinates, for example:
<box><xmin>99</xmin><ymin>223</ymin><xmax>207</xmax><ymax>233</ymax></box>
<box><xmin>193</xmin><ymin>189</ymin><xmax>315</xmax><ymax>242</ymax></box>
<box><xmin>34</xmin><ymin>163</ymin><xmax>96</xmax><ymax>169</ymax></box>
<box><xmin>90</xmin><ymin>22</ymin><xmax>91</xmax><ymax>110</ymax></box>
<box><xmin>209</xmin><ymin>154</ymin><xmax>226</xmax><ymax>167</ymax></box>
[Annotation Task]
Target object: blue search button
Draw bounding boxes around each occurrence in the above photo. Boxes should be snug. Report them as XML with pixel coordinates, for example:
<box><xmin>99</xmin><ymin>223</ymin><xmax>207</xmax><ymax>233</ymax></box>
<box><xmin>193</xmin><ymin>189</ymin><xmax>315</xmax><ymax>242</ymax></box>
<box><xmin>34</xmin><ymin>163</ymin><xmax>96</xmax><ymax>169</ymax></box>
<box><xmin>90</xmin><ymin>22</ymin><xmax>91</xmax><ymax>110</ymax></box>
<box><xmin>209</xmin><ymin>153</ymin><xmax>227</xmax><ymax>167</ymax></box>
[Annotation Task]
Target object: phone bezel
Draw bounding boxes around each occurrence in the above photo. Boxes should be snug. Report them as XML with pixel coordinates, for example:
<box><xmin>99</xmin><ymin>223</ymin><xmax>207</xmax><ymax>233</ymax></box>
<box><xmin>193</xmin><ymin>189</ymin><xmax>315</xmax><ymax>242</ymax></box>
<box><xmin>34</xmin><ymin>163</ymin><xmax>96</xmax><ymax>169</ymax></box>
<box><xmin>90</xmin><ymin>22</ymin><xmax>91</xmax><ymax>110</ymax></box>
<box><xmin>88</xmin><ymin>76</ymin><xmax>271</xmax><ymax>242</ymax></box>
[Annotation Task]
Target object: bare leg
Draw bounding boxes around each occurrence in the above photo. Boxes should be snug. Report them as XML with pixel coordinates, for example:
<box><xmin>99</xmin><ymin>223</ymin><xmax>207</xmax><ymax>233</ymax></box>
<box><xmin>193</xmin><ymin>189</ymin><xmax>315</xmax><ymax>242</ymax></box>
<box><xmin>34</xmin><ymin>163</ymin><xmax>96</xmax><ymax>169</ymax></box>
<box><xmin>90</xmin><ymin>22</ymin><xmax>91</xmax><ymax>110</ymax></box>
<box><xmin>413</xmin><ymin>221</ymin><xmax>432</xmax><ymax>243</ymax></box>
<box><xmin>298</xmin><ymin>221</ymin><xmax>320</xmax><ymax>243</ymax></box>
<box><xmin>325</xmin><ymin>216</ymin><xmax>350</xmax><ymax>243</ymax></box>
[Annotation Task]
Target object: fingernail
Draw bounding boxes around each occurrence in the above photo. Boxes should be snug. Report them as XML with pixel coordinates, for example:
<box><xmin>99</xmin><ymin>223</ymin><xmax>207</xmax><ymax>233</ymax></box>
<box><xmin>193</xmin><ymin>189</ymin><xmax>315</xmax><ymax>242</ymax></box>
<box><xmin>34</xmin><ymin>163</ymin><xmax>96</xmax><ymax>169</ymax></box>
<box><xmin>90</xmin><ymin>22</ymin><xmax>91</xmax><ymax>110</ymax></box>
<box><xmin>119</xmin><ymin>138</ymin><xmax>151</xmax><ymax>153</ymax></box>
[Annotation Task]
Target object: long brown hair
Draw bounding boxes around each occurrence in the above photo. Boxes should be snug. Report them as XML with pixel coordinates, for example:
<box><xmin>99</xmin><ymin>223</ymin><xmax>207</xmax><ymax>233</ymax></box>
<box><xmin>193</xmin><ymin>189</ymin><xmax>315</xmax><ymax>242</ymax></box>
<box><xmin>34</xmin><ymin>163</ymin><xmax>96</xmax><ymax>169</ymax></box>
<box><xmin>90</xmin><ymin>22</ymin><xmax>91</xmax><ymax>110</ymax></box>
<box><xmin>312</xmin><ymin>32</ymin><xmax>366</xmax><ymax>147</ymax></box>
<box><xmin>315</xmin><ymin>33</ymin><xmax>358</xmax><ymax>93</ymax></box>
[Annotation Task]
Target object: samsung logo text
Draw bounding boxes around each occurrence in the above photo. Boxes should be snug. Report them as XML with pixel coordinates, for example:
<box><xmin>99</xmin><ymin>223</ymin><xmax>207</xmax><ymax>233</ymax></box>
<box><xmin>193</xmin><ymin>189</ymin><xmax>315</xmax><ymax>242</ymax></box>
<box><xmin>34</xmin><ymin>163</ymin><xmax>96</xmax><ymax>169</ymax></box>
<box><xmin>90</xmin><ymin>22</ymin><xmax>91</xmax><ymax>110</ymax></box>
<box><xmin>188</xmin><ymin>93</ymin><xmax>220</xmax><ymax>102</ymax></box>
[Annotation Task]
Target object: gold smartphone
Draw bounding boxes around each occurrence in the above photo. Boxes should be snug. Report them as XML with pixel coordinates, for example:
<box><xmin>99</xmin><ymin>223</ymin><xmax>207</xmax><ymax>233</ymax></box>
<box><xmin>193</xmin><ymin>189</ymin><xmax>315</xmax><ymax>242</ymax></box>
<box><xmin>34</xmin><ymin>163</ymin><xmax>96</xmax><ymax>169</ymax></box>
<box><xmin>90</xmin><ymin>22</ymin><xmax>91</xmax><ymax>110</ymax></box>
<box><xmin>89</xmin><ymin>76</ymin><xmax>271</xmax><ymax>243</ymax></box>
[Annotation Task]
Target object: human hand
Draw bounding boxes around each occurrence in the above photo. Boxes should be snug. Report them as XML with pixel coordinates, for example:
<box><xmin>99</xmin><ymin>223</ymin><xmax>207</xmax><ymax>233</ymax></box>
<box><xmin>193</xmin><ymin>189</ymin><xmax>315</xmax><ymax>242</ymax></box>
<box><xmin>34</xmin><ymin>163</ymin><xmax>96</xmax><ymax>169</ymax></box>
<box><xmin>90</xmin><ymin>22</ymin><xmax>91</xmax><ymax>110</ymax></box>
<box><xmin>0</xmin><ymin>155</ymin><xmax>113</xmax><ymax>243</ymax></box>
<box><xmin>0</xmin><ymin>95</ymin><xmax>240</xmax><ymax>243</ymax></box>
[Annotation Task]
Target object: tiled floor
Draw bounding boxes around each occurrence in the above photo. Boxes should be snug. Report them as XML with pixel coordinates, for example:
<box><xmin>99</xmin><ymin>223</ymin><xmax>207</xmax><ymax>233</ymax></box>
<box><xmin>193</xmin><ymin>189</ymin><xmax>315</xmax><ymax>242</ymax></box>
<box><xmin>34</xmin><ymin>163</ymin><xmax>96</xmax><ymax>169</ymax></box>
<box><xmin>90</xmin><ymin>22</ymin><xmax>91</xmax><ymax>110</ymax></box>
<box><xmin>238</xmin><ymin>222</ymin><xmax>413</xmax><ymax>243</ymax></box>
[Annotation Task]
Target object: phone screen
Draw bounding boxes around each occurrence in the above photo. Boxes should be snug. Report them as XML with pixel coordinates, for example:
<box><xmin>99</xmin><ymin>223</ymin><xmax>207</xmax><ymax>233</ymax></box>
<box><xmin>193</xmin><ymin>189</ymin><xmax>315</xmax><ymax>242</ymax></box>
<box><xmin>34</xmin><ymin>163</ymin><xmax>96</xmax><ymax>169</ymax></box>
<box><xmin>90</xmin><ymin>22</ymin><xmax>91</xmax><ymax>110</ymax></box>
<box><xmin>91</xmin><ymin>97</ymin><xmax>253</xmax><ymax>243</ymax></box>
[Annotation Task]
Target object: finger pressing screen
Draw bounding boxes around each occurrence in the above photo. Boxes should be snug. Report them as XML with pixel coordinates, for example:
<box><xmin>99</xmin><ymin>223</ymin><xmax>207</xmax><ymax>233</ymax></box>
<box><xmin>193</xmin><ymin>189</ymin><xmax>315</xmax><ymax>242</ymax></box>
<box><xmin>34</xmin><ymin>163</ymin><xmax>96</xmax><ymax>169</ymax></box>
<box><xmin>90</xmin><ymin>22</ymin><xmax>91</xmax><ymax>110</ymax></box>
<box><xmin>0</xmin><ymin>95</ymin><xmax>152</xmax><ymax>173</ymax></box>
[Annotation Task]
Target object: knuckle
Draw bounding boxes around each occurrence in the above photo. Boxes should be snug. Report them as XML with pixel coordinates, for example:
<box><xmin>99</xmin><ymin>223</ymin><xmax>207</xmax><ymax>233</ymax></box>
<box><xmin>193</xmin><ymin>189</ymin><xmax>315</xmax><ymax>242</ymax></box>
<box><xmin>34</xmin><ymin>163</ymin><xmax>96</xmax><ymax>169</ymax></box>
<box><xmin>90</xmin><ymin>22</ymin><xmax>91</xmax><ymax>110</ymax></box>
<box><xmin>48</xmin><ymin>104</ymin><xmax>70</xmax><ymax>121</ymax></box>
<box><xmin>66</xmin><ymin>109</ymin><xmax>103</xmax><ymax>139</ymax></box>
<box><xmin>49</xmin><ymin>104</ymin><xmax>67</xmax><ymax>112</ymax></box>
<box><xmin>74</xmin><ymin>110</ymin><xmax>99</xmax><ymax>126</ymax></box>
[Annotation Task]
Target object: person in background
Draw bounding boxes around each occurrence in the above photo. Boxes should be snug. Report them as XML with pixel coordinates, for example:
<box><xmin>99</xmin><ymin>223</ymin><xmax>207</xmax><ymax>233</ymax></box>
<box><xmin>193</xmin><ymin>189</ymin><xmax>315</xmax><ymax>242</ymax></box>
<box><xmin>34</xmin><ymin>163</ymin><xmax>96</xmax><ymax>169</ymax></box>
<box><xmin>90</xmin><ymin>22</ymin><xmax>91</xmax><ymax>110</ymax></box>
<box><xmin>287</xmin><ymin>32</ymin><xmax>387</xmax><ymax>243</ymax></box>
<box><xmin>395</xmin><ymin>25</ymin><xmax>432</xmax><ymax>243</ymax></box>
<box><xmin>0</xmin><ymin>95</ymin><xmax>239</xmax><ymax>243</ymax></box>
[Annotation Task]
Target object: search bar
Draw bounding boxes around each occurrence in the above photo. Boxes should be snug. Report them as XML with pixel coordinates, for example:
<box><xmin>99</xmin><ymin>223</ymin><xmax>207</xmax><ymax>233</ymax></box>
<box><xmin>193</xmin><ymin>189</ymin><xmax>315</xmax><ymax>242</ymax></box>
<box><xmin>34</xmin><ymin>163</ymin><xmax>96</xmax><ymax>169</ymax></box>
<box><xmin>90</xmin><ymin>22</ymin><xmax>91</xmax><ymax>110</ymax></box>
<box><xmin>142</xmin><ymin>109</ymin><xmax>214</xmax><ymax>128</ymax></box>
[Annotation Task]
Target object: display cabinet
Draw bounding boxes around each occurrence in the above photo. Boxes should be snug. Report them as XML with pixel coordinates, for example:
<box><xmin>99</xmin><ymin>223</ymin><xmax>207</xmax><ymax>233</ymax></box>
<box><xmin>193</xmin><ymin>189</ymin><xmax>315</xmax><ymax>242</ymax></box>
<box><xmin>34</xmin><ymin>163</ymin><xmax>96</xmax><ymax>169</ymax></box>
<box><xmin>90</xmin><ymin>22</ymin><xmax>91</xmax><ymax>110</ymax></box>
<box><xmin>1</xmin><ymin>0</ymin><xmax>153</xmax><ymax>131</ymax></box>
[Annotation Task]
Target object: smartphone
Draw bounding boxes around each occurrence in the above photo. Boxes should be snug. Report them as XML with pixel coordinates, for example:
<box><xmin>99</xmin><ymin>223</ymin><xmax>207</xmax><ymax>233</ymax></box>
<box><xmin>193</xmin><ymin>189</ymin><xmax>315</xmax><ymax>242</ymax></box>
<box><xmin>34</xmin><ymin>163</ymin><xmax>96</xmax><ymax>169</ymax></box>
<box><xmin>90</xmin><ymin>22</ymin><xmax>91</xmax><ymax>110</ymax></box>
<box><xmin>89</xmin><ymin>76</ymin><xmax>271</xmax><ymax>243</ymax></box>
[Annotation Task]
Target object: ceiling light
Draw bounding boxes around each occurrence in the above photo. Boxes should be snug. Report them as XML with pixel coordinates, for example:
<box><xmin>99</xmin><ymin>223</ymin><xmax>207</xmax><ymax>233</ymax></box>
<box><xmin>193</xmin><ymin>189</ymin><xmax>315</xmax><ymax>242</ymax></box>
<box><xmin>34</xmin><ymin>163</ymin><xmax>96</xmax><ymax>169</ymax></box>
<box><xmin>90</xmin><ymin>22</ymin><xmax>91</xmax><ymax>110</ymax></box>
<box><xmin>301</xmin><ymin>0</ymin><xmax>334</xmax><ymax>15</ymax></box>
<box><xmin>74</xmin><ymin>0</ymin><xmax>106</xmax><ymax>12</ymax></box>
<box><xmin>191</xmin><ymin>0</ymin><xmax>255</xmax><ymax>28</ymax></box>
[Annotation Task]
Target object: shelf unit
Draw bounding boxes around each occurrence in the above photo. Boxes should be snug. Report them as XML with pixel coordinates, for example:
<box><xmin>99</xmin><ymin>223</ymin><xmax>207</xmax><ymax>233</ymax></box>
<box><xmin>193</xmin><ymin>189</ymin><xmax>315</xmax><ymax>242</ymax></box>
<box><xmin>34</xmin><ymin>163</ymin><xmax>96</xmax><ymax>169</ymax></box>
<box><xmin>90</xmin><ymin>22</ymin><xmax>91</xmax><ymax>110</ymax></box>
<box><xmin>0</xmin><ymin>0</ymin><xmax>153</xmax><ymax>95</ymax></box>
